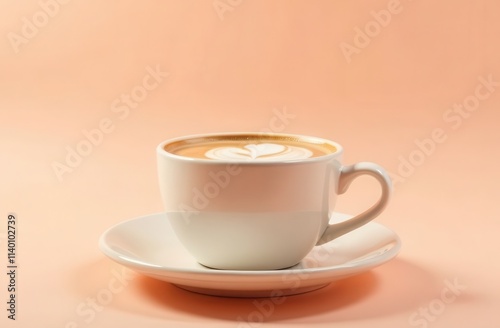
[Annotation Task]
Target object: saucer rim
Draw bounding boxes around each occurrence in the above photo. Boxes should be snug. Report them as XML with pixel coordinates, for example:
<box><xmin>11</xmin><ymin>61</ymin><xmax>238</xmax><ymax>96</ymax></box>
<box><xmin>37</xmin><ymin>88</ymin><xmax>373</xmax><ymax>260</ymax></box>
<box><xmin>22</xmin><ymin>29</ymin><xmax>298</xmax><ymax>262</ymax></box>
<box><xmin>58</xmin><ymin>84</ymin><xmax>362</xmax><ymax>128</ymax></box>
<box><xmin>99</xmin><ymin>212</ymin><xmax>401</xmax><ymax>277</ymax></box>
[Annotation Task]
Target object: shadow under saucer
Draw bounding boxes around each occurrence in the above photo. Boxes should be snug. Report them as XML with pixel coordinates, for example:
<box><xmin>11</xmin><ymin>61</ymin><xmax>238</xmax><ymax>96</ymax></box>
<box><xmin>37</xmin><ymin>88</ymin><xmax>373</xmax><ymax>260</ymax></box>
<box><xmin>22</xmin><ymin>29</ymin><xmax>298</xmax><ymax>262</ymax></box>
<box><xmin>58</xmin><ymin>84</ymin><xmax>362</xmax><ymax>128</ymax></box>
<box><xmin>69</xmin><ymin>257</ymin><xmax>443</xmax><ymax>324</ymax></box>
<box><xmin>132</xmin><ymin>258</ymin><xmax>441</xmax><ymax>323</ymax></box>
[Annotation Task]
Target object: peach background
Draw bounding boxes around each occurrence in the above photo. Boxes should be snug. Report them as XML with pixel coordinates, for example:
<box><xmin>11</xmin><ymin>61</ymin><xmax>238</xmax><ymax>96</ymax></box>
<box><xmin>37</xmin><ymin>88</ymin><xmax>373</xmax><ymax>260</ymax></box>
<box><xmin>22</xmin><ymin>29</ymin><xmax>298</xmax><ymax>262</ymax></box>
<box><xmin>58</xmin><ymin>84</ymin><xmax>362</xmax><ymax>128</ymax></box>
<box><xmin>1</xmin><ymin>0</ymin><xmax>499</xmax><ymax>327</ymax></box>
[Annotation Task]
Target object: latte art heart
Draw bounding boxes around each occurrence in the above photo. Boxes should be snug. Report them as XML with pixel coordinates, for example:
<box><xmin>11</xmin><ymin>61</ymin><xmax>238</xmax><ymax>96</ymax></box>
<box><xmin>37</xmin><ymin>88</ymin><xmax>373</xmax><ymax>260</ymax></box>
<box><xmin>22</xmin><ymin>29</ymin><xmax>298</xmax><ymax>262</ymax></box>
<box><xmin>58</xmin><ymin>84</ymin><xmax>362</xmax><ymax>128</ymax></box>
<box><xmin>205</xmin><ymin>143</ymin><xmax>313</xmax><ymax>161</ymax></box>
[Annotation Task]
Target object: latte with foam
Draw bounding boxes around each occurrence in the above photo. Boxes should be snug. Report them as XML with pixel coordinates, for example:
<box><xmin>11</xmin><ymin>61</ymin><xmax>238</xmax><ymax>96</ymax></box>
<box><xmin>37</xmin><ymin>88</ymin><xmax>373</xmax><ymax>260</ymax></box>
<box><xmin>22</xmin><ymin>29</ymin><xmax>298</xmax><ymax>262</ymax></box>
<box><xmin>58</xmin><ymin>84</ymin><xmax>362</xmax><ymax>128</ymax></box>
<box><xmin>165</xmin><ymin>134</ymin><xmax>336</xmax><ymax>161</ymax></box>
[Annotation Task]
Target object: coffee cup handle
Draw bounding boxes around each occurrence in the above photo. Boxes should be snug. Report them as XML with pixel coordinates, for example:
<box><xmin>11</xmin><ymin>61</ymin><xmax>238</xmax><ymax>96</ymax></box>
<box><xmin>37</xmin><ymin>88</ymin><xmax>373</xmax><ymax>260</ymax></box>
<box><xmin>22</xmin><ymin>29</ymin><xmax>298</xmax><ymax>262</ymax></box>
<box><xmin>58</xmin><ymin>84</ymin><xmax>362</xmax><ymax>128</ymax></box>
<box><xmin>316</xmin><ymin>162</ymin><xmax>392</xmax><ymax>245</ymax></box>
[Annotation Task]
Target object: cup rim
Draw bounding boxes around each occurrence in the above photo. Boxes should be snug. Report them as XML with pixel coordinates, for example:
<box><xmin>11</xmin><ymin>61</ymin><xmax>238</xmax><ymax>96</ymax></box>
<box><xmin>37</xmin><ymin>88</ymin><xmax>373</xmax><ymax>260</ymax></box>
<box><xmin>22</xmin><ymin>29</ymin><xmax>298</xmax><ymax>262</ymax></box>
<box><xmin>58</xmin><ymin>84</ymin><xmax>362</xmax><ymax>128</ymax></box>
<box><xmin>157</xmin><ymin>132</ymin><xmax>343</xmax><ymax>165</ymax></box>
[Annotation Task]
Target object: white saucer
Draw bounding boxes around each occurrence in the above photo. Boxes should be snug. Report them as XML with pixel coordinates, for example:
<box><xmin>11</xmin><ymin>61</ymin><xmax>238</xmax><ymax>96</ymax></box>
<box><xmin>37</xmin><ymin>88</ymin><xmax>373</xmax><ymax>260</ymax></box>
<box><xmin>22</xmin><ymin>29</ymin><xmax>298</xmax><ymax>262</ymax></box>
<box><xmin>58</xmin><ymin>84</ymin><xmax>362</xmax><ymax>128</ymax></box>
<box><xmin>99</xmin><ymin>212</ymin><xmax>401</xmax><ymax>297</ymax></box>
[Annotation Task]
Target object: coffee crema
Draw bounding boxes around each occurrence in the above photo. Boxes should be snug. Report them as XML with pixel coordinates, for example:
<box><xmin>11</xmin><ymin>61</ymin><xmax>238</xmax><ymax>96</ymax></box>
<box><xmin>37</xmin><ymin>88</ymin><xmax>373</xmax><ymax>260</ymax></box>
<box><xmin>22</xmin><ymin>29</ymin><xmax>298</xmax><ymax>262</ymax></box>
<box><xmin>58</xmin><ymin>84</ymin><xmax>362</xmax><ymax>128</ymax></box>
<box><xmin>165</xmin><ymin>135</ymin><xmax>336</xmax><ymax>161</ymax></box>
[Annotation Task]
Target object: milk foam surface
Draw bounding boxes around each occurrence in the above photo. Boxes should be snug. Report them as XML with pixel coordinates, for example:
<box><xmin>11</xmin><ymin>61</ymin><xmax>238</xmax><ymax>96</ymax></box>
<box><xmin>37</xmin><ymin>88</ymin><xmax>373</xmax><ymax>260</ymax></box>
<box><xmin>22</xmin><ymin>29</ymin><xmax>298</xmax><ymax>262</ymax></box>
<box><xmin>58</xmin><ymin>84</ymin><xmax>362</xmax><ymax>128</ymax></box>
<box><xmin>205</xmin><ymin>143</ymin><xmax>313</xmax><ymax>161</ymax></box>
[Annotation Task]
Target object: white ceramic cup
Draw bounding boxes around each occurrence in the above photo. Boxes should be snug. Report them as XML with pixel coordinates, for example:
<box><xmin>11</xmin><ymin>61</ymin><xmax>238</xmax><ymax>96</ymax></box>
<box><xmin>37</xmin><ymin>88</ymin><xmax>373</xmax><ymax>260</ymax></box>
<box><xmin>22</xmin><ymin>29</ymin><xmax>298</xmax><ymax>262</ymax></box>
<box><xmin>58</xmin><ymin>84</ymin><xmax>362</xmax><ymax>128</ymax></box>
<box><xmin>157</xmin><ymin>132</ymin><xmax>392</xmax><ymax>270</ymax></box>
